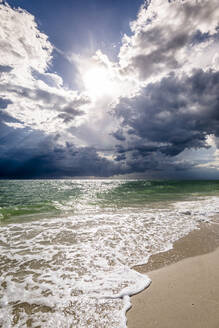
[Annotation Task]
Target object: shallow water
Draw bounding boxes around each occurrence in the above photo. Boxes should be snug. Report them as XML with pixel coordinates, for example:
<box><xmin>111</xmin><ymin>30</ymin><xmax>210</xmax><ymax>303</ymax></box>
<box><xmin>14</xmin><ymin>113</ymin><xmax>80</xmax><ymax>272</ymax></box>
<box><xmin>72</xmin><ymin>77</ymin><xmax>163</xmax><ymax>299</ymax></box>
<box><xmin>0</xmin><ymin>180</ymin><xmax>219</xmax><ymax>327</ymax></box>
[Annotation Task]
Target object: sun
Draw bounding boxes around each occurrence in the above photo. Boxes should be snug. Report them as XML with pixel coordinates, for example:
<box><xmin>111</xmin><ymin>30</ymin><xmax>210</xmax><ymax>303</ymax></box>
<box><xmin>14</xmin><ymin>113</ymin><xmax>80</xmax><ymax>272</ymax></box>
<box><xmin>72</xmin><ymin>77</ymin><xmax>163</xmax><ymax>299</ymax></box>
<box><xmin>83</xmin><ymin>66</ymin><xmax>112</xmax><ymax>98</ymax></box>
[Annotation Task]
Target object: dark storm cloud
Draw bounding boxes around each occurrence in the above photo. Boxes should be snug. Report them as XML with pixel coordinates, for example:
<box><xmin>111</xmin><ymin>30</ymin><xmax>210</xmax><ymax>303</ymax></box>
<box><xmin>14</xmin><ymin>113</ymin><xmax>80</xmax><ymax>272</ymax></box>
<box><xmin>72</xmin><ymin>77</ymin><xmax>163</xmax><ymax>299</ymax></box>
<box><xmin>114</xmin><ymin>153</ymin><xmax>126</xmax><ymax>162</ymax></box>
<box><xmin>0</xmin><ymin>123</ymin><xmax>121</xmax><ymax>179</ymax></box>
<box><xmin>111</xmin><ymin>129</ymin><xmax>126</xmax><ymax>141</ymax></box>
<box><xmin>113</xmin><ymin>69</ymin><xmax>219</xmax><ymax>168</ymax></box>
<box><xmin>115</xmin><ymin>144</ymin><xmax>159</xmax><ymax>155</ymax></box>
<box><xmin>115</xmin><ymin>147</ymin><xmax>195</xmax><ymax>176</ymax></box>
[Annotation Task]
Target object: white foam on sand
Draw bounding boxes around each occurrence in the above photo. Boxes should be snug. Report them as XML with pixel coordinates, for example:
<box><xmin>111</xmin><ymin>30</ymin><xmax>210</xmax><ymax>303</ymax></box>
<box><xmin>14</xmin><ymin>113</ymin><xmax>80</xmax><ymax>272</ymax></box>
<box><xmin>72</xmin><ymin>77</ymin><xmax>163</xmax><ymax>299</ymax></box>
<box><xmin>0</xmin><ymin>196</ymin><xmax>219</xmax><ymax>327</ymax></box>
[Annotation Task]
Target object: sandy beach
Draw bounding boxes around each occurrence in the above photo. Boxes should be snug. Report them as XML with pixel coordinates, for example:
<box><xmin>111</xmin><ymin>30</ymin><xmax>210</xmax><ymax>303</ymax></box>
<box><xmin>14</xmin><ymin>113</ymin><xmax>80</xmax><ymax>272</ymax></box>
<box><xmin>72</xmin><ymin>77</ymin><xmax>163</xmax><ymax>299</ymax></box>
<box><xmin>127</xmin><ymin>220</ymin><xmax>219</xmax><ymax>328</ymax></box>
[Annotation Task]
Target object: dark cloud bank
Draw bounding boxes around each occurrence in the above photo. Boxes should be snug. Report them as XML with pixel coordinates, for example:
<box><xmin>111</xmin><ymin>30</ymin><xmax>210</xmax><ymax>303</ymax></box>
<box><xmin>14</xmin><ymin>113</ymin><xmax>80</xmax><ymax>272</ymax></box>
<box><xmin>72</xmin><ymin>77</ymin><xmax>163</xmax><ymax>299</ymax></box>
<box><xmin>114</xmin><ymin>69</ymin><xmax>219</xmax><ymax>157</ymax></box>
<box><xmin>0</xmin><ymin>122</ymin><xmax>120</xmax><ymax>179</ymax></box>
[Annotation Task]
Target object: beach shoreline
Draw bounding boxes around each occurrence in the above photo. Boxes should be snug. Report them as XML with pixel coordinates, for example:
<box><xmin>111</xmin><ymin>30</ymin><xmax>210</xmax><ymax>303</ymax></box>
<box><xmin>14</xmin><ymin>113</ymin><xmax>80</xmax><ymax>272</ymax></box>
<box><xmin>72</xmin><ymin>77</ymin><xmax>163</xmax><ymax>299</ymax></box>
<box><xmin>127</xmin><ymin>217</ymin><xmax>219</xmax><ymax>328</ymax></box>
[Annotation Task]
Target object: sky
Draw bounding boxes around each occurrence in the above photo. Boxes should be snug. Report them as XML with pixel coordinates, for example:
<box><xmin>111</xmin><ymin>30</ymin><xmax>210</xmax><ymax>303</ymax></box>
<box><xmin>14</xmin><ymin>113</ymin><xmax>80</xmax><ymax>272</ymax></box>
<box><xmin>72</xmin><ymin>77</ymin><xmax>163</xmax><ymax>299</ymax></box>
<box><xmin>0</xmin><ymin>0</ymin><xmax>219</xmax><ymax>179</ymax></box>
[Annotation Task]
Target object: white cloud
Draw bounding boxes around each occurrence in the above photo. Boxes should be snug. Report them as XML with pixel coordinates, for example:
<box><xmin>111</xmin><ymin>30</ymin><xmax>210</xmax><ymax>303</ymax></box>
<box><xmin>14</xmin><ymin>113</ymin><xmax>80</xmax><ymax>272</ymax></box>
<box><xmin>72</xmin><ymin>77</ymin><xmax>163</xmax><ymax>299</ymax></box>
<box><xmin>118</xmin><ymin>0</ymin><xmax>219</xmax><ymax>82</ymax></box>
<box><xmin>0</xmin><ymin>2</ymin><xmax>52</xmax><ymax>73</ymax></box>
<box><xmin>196</xmin><ymin>136</ymin><xmax>219</xmax><ymax>170</ymax></box>
<box><xmin>0</xmin><ymin>2</ymin><xmax>90</xmax><ymax>136</ymax></box>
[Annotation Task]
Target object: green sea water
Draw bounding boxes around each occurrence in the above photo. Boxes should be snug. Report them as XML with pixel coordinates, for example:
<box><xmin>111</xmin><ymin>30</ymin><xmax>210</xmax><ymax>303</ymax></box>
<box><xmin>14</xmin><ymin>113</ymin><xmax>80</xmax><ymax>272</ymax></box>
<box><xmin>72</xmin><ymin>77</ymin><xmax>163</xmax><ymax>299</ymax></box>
<box><xmin>0</xmin><ymin>179</ymin><xmax>219</xmax><ymax>223</ymax></box>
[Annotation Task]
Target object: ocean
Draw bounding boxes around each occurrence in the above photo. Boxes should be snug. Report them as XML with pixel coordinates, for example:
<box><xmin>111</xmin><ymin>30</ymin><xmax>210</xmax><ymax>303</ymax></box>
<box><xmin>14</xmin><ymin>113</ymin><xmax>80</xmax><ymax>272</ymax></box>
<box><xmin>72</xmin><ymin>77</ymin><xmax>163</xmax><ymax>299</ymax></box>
<box><xmin>0</xmin><ymin>179</ymin><xmax>219</xmax><ymax>327</ymax></box>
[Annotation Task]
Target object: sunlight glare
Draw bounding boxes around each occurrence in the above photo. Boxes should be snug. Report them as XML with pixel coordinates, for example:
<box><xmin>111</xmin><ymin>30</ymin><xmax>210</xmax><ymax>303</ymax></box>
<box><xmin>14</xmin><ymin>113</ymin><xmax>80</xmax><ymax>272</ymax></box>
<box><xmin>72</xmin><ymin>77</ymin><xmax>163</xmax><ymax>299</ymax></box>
<box><xmin>83</xmin><ymin>66</ymin><xmax>112</xmax><ymax>98</ymax></box>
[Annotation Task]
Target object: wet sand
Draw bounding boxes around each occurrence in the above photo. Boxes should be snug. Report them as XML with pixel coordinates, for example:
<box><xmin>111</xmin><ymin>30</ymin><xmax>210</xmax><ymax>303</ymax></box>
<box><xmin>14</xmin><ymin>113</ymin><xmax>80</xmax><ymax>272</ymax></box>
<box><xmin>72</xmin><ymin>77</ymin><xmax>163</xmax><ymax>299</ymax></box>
<box><xmin>127</xmin><ymin>219</ymin><xmax>219</xmax><ymax>328</ymax></box>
